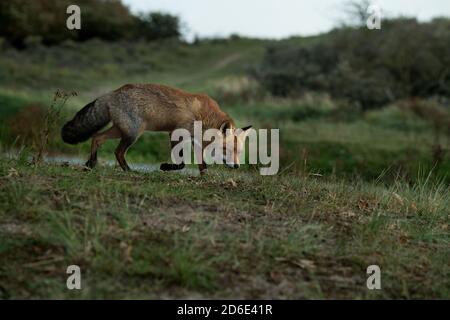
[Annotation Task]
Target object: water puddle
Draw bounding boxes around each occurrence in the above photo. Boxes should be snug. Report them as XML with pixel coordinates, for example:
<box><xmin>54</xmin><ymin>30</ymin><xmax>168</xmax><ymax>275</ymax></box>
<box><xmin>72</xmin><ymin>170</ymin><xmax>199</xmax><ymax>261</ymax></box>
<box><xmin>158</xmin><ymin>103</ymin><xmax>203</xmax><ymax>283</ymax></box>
<box><xmin>5</xmin><ymin>152</ymin><xmax>199</xmax><ymax>175</ymax></box>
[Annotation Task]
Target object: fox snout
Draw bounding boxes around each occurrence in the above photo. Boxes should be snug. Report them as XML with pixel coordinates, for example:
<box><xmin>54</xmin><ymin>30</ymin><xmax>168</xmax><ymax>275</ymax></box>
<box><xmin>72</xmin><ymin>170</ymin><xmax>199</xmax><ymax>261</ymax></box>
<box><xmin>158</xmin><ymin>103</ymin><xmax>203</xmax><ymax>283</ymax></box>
<box><xmin>224</xmin><ymin>162</ymin><xmax>240</xmax><ymax>169</ymax></box>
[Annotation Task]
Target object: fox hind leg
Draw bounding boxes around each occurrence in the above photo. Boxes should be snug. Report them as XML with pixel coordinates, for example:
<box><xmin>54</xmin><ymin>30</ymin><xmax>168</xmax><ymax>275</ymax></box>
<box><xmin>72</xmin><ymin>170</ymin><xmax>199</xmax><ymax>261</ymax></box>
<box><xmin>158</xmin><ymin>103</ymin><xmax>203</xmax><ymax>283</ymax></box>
<box><xmin>115</xmin><ymin>135</ymin><xmax>139</xmax><ymax>171</ymax></box>
<box><xmin>111</xmin><ymin>113</ymin><xmax>144</xmax><ymax>172</ymax></box>
<box><xmin>86</xmin><ymin>125</ymin><xmax>121</xmax><ymax>168</ymax></box>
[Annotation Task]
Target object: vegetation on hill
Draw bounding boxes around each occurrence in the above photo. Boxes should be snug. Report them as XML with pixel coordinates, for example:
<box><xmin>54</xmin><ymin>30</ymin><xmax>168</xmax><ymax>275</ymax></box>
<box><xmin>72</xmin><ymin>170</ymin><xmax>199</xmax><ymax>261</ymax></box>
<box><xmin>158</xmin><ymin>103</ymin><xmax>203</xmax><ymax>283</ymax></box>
<box><xmin>0</xmin><ymin>34</ymin><xmax>448</xmax><ymax>183</ymax></box>
<box><xmin>256</xmin><ymin>18</ymin><xmax>450</xmax><ymax>109</ymax></box>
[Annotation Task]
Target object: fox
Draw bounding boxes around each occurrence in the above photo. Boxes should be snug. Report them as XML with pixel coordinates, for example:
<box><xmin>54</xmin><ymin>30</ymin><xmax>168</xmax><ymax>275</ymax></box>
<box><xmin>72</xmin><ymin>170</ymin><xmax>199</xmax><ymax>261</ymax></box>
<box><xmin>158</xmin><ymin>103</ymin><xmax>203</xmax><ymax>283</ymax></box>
<box><xmin>61</xmin><ymin>84</ymin><xmax>252</xmax><ymax>174</ymax></box>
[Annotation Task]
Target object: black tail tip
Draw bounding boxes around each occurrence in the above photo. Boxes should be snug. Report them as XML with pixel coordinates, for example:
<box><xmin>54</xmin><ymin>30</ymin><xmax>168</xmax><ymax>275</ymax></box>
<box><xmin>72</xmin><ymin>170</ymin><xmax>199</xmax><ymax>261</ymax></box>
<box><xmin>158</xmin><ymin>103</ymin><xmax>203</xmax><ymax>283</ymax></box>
<box><xmin>61</xmin><ymin>122</ymin><xmax>80</xmax><ymax>145</ymax></box>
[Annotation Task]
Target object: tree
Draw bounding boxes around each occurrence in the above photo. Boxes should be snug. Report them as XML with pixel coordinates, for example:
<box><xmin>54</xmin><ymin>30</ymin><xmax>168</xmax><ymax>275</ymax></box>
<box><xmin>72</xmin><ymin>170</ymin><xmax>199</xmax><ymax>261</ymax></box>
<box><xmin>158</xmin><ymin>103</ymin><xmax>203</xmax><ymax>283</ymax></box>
<box><xmin>136</xmin><ymin>12</ymin><xmax>181</xmax><ymax>41</ymax></box>
<box><xmin>0</xmin><ymin>0</ymin><xmax>182</xmax><ymax>46</ymax></box>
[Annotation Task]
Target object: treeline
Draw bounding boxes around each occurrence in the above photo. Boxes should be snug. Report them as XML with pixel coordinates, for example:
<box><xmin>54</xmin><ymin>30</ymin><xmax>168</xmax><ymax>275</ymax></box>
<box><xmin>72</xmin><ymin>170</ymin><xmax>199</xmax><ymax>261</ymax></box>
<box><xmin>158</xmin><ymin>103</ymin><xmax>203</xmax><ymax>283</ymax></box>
<box><xmin>0</xmin><ymin>0</ymin><xmax>181</xmax><ymax>47</ymax></box>
<box><xmin>256</xmin><ymin>18</ymin><xmax>450</xmax><ymax>109</ymax></box>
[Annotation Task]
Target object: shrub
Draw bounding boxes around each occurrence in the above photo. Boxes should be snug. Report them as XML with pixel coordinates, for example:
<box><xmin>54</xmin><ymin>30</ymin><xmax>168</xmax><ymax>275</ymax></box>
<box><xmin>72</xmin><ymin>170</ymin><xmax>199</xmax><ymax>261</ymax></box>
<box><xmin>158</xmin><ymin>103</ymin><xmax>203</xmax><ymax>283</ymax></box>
<box><xmin>0</xmin><ymin>0</ymin><xmax>182</xmax><ymax>47</ymax></box>
<box><xmin>256</xmin><ymin>18</ymin><xmax>450</xmax><ymax>109</ymax></box>
<box><xmin>136</xmin><ymin>12</ymin><xmax>182</xmax><ymax>42</ymax></box>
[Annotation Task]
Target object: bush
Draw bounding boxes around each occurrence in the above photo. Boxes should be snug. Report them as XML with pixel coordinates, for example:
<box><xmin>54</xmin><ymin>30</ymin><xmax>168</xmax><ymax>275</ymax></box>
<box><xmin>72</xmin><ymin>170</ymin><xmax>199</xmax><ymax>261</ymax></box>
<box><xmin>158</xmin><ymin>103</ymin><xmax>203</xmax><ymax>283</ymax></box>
<box><xmin>136</xmin><ymin>12</ymin><xmax>181</xmax><ymax>41</ymax></box>
<box><xmin>8</xmin><ymin>104</ymin><xmax>45</xmax><ymax>146</ymax></box>
<box><xmin>256</xmin><ymin>18</ymin><xmax>450</xmax><ymax>109</ymax></box>
<box><xmin>0</xmin><ymin>0</ymin><xmax>182</xmax><ymax>47</ymax></box>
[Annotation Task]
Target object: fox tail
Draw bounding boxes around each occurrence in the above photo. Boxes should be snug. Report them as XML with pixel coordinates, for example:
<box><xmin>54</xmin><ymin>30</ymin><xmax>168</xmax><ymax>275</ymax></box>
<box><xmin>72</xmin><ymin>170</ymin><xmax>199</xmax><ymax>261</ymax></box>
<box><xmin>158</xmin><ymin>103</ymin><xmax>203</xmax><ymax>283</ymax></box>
<box><xmin>61</xmin><ymin>100</ymin><xmax>110</xmax><ymax>144</ymax></box>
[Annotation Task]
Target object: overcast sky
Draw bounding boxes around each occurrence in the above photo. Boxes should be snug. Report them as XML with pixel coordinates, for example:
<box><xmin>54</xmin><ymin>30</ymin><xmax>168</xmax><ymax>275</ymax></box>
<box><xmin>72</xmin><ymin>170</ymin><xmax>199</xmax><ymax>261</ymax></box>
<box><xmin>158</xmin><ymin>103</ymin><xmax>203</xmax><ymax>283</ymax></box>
<box><xmin>123</xmin><ymin>0</ymin><xmax>449</xmax><ymax>40</ymax></box>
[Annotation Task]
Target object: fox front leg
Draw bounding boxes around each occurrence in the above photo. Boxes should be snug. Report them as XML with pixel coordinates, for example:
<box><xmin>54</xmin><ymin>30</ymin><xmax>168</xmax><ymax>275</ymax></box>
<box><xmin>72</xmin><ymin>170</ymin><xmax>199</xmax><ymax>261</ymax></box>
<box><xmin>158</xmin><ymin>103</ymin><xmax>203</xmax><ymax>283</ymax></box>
<box><xmin>198</xmin><ymin>162</ymin><xmax>207</xmax><ymax>175</ymax></box>
<box><xmin>160</xmin><ymin>133</ymin><xmax>185</xmax><ymax>171</ymax></box>
<box><xmin>196</xmin><ymin>140</ymin><xmax>207</xmax><ymax>175</ymax></box>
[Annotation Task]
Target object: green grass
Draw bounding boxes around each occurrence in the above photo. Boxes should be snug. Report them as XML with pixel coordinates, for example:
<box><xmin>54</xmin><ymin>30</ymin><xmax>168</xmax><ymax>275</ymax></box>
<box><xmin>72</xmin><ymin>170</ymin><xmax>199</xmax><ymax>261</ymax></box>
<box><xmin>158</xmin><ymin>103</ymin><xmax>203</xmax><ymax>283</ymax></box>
<box><xmin>0</xmin><ymin>159</ymin><xmax>448</xmax><ymax>299</ymax></box>
<box><xmin>0</xmin><ymin>38</ymin><xmax>267</xmax><ymax>100</ymax></box>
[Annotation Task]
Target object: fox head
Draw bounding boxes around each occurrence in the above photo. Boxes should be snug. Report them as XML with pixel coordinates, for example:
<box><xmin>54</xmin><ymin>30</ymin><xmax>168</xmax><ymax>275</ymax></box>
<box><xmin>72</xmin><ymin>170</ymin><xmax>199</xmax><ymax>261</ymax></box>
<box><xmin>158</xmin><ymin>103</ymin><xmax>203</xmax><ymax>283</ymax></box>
<box><xmin>211</xmin><ymin>121</ymin><xmax>252</xmax><ymax>169</ymax></box>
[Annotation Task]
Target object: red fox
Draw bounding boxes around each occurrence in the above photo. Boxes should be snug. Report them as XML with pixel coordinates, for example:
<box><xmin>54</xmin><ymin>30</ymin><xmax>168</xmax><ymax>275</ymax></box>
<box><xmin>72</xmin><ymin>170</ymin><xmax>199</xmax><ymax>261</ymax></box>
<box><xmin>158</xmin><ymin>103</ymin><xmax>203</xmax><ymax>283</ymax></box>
<box><xmin>61</xmin><ymin>84</ymin><xmax>251</xmax><ymax>174</ymax></box>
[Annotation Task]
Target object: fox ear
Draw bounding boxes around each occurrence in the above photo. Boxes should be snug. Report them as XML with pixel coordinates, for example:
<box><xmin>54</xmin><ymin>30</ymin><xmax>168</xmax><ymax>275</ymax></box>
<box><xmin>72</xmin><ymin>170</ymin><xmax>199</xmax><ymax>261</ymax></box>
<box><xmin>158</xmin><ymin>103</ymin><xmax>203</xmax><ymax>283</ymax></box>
<box><xmin>219</xmin><ymin>121</ymin><xmax>232</xmax><ymax>135</ymax></box>
<box><xmin>237</xmin><ymin>125</ymin><xmax>252</xmax><ymax>137</ymax></box>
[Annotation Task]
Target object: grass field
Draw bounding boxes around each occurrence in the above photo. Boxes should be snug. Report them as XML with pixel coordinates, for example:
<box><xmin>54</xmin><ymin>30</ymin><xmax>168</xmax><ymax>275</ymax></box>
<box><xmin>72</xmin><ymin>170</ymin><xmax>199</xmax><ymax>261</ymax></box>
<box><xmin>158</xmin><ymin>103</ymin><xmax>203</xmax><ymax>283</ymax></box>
<box><xmin>0</xmin><ymin>38</ymin><xmax>449</xmax><ymax>299</ymax></box>
<box><xmin>0</xmin><ymin>160</ymin><xmax>448</xmax><ymax>299</ymax></box>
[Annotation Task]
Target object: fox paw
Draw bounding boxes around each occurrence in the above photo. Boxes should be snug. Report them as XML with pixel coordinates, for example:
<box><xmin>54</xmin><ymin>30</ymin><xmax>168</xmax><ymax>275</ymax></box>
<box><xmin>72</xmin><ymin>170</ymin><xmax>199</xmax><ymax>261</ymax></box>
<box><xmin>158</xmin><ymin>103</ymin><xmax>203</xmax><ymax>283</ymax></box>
<box><xmin>160</xmin><ymin>163</ymin><xmax>185</xmax><ymax>171</ymax></box>
<box><xmin>85</xmin><ymin>160</ymin><xmax>96</xmax><ymax>169</ymax></box>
